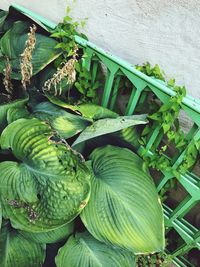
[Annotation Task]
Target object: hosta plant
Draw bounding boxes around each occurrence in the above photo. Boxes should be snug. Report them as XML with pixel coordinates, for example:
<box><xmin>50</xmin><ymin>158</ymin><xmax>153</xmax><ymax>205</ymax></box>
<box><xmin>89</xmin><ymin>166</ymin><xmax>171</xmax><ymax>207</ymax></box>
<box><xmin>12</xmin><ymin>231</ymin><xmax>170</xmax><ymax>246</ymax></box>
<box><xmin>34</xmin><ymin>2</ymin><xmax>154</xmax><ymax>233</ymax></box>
<box><xmin>0</xmin><ymin>5</ymin><xmax>165</xmax><ymax>267</ymax></box>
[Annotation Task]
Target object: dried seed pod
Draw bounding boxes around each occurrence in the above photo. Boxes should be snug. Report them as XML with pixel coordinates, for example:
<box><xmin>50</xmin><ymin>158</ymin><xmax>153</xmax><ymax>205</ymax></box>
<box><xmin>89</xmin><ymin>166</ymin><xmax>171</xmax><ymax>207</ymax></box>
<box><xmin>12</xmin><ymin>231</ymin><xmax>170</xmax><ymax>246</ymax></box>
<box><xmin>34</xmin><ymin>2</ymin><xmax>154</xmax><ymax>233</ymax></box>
<box><xmin>21</xmin><ymin>24</ymin><xmax>37</xmax><ymax>89</ymax></box>
<box><xmin>3</xmin><ymin>57</ymin><xmax>13</xmax><ymax>97</ymax></box>
<box><xmin>43</xmin><ymin>45</ymin><xmax>78</xmax><ymax>96</ymax></box>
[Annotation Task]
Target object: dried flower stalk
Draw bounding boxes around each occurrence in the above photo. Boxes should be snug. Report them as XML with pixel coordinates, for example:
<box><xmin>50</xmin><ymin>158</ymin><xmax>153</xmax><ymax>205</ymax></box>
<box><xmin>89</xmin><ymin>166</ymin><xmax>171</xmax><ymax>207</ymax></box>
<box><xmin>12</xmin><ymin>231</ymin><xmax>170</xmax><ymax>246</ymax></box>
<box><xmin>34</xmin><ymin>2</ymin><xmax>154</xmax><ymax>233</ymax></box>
<box><xmin>3</xmin><ymin>57</ymin><xmax>13</xmax><ymax>97</ymax></box>
<box><xmin>43</xmin><ymin>45</ymin><xmax>78</xmax><ymax>96</ymax></box>
<box><xmin>21</xmin><ymin>24</ymin><xmax>37</xmax><ymax>89</ymax></box>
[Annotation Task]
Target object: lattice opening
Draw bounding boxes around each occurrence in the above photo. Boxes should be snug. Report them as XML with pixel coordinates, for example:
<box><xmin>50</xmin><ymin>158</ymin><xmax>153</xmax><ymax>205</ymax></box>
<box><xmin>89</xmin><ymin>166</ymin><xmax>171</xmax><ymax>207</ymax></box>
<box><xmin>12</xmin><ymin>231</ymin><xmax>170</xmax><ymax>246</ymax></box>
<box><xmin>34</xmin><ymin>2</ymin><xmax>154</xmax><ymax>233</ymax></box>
<box><xmin>156</xmin><ymin>135</ymin><xmax>180</xmax><ymax>160</ymax></box>
<box><xmin>166</xmin><ymin>229</ymin><xmax>185</xmax><ymax>253</ymax></box>
<box><xmin>114</xmin><ymin>76</ymin><xmax>135</xmax><ymax>114</ymax></box>
<box><xmin>149</xmin><ymin>168</ymin><xmax>165</xmax><ymax>187</ymax></box>
<box><xmin>135</xmin><ymin>88</ymin><xmax>161</xmax><ymax>115</ymax></box>
<box><xmin>186</xmin><ymin>248</ymin><xmax>200</xmax><ymax>267</ymax></box>
<box><xmin>192</xmin><ymin>161</ymin><xmax>200</xmax><ymax>178</ymax></box>
<box><xmin>97</xmin><ymin>61</ymin><xmax>108</xmax><ymax>104</ymax></box>
<box><xmin>184</xmin><ymin>202</ymin><xmax>200</xmax><ymax>230</ymax></box>
<box><xmin>162</xmin><ymin>180</ymin><xmax>189</xmax><ymax>210</ymax></box>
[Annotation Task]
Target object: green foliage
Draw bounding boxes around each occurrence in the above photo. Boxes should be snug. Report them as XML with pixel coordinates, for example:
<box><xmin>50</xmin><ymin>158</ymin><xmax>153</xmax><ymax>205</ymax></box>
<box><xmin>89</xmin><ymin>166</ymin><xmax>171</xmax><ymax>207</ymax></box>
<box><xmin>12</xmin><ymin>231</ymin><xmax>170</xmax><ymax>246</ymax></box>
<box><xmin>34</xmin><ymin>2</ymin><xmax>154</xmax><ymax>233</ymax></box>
<box><xmin>19</xmin><ymin>222</ymin><xmax>74</xmax><ymax>244</ymax></box>
<box><xmin>137</xmin><ymin>62</ymin><xmax>199</xmax><ymax>177</ymax></box>
<box><xmin>137</xmin><ymin>252</ymin><xmax>173</xmax><ymax>267</ymax></box>
<box><xmin>46</xmin><ymin>94</ymin><xmax>118</xmax><ymax>119</ymax></box>
<box><xmin>0</xmin><ymin>118</ymin><xmax>91</xmax><ymax>232</ymax></box>
<box><xmin>72</xmin><ymin>114</ymin><xmax>147</xmax><ymax>146</ymax></box>
<box><xmin>33</xmin><ymin>101</ymin><xmax>91</xmax><ymax>139</ymax></box>
<box><xmin>0</xmin><ymin>97</ymin><xmax>28</xmax><ymax>132</ymax></box>
<box><xmin>136</xmin><ymin>62</ymin><xmax>165</xmax><ymax>81</ymax></box>
<box><xmin>0</xmin><ymin>222</ymin><xmax>46</xmax><ymax>267</ymax></box>
<box><xmin>50</xmin><ymin>5</ymin><xmax>100</xmax><ymax>103</ymax></box>
<box><xmin>56</xmin><ymin>232</ymin><xmax>136</xmax><ymax>267</ymax></box>
<box><xmin>81</xmin><ymin>146</ymin><xmax>165</xmax><ymax>254</ymax></box>
<box><xmin>0</xmin><ymin>21</ymin><xmax>60</xmax><ymax>80</ymax></box>
<box><xmin>74</xmin><ymin>61</ymin><xmax>101</xmax><ymax>103</ymax></box>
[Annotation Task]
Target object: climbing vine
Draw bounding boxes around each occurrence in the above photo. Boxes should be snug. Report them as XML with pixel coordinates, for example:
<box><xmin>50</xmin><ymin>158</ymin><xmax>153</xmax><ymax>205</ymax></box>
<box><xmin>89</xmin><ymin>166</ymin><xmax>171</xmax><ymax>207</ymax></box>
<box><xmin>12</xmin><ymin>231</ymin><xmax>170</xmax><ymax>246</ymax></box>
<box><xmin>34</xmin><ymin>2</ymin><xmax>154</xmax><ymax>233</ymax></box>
<box><xmin>137</xmin><ymin>63</ymin><xmax>199</xmax><ymax>179</ymax></box>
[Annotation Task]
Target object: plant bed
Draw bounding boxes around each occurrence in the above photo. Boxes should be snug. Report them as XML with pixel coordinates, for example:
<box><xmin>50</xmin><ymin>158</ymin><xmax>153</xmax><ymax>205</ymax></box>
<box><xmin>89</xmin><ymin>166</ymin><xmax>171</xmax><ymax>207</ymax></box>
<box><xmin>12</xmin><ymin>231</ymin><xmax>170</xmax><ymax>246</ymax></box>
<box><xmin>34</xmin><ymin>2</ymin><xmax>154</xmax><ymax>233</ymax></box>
<box><xmin>0</xmin><ymin>4</ymin><xmax>199</xmax><ymax>267</ymax></box>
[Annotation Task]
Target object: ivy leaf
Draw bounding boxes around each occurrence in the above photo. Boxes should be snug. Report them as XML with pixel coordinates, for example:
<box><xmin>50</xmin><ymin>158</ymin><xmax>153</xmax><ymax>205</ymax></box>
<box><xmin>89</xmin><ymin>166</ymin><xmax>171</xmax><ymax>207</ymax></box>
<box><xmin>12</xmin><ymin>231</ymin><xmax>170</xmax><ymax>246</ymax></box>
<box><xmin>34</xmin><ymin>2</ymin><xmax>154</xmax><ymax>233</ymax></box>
<box><xmin>162</xmin><ymin>123</ymin><xmax>171</xmax><ymax>134</ymax></box>
<box><xmin>167</xmin><ymin>78</ymin><xmax>175</xmax><ymax>87</ymax></box>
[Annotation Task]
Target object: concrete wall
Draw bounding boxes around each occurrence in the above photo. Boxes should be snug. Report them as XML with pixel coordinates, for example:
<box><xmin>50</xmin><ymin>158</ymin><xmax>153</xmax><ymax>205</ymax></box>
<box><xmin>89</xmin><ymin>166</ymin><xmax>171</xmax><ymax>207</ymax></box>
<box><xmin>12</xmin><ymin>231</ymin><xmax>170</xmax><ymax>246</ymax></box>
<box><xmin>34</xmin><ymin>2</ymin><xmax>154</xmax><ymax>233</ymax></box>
<box><xmin>1</xmin><ymin>0</ymin><xmax>200</xmax><ymax>100</ymax></box>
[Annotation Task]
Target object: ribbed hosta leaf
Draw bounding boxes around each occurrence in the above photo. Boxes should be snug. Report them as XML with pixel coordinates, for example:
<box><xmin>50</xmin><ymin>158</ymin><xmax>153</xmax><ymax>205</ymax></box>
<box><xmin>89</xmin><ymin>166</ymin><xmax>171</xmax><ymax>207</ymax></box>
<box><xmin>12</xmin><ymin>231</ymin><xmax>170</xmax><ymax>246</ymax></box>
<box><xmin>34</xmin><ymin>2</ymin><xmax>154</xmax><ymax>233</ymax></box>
<box><xmin>0</xmin><ymin>21</ymin><xmax>60</xmax><ymax>79</ymax></box>
<box><xmin>19</xmin><ymin>221</ymin><xmax>74</xmax><ymax>244</ymax></box>
<box><xmin>0</xmin><ymin>97</ymin><xmax>28</xmax><ymax>132</ymax></box>
<box><xmin>55</xmin><ymin>232</ymin><xmax>136</xmax><ymax>267</ymax></box>
<box><xmin>46</xmin><ymin>95</ymin><xmax>118</xmax><ymax>119</ymax></box>
<box><xmin>7</xmin><ymin>106</ymin><xmax>30</xmax><ymax>124</ymax></box>
<box><xmin>0</xmin><ymin>161</ymin><xmax>38</xmax><ymax>203</ymax></box>
<box><xmin>72</xmin><ymin>114</ymin><xmax>147</xmax><ymax>146</ymax></box>
<box><xmin>80</xmin><ymin>146</ymin><xmax>165</xmax><ymax>254</ymax></box>
<box><xmin>0</xmin><ymin>203</ymin><xmax>2</xmax><ymax>229</ymax></box>
<box><xmin>0</xmin><ymin>222</ymin><xmax>46</xmax><ymax>267</ymax></box>
<box><xmin>0</xmin><ymin>10</ymin><xmax>8</xmax><ymax>33</ymax></box>
<box><xmin>114</xmin><ymin>126</ymin><xmax>140</xmax><ymax>150</ymax></box>
<box><xmin>0</xmin><ymin>118</ymin><xmax>91</xmax><ymax>232</ymax></box>
<box><xmin>33</xmin><ymin>102</ymin><xmax>91</xmax><ymax>139</ymax></box>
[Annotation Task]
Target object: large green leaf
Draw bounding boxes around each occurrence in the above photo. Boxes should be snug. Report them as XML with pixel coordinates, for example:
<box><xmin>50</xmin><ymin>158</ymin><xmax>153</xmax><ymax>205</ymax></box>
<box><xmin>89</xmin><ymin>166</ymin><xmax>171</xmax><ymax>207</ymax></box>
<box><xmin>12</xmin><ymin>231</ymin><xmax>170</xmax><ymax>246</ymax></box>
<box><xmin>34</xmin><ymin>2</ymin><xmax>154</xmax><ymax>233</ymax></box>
<box><xmin>72</xmin><ymin>114</ymin><xmax>147</xmax><ymax>146</ymax></box>
<box><xmin>0</xmin><ymin>203</ymin><xmax>2</xmax><ymax>229</ymax></box>
<box><xmin>0</xmin><ymin>222</ymin><xmax>46</xmax><ymax>267</ymax></box>
<box><xmin>0</xmin><ymin>21</ymin><xmax>60</xmax><ymax>79</ymax></box>
<box><xmin>0</xmin><ymin>96</ymin><xmax>28</xmax><ymax>132</ymax></box>
<box><xmin>55</xmin><ymin>232</ymin><xmax>136</xmax><ymax>267</ymax></box>
<box><xmin>113</xmin><ymin>126</ymin><xmax>141</xmax><ymax>150</ymax></box>
<box><xmin>0</xmin><ymin>118</ymin><xmax>91</xmax><ymax>232</ymax></box>
<box><xmin>19</xmin><ymin>221</ymin><xmax>74</xmax><ymax>244</ymax></box>
<box><xmin>80</xmin><ymin>146</ymin><xmax>165</xmax><ymax>254</ymax></box>
<box><xmin>0</xmin><ymin>10</ymin><xmax>8</xmax><ymax>34</ymax></box>
<box><xmin>47</xmin><ymin>95</ymin><xmax>118</xmax><ymax>119</ymax></box>
<box><xmin>7</xmin><ymin>105</ymin><xmax>30</xmax><ymax>124</ymax></box>
<box><xmin>33</xmin><ymin>102</ymin><xmax>91</xmax><ymax>139</ymax></box>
